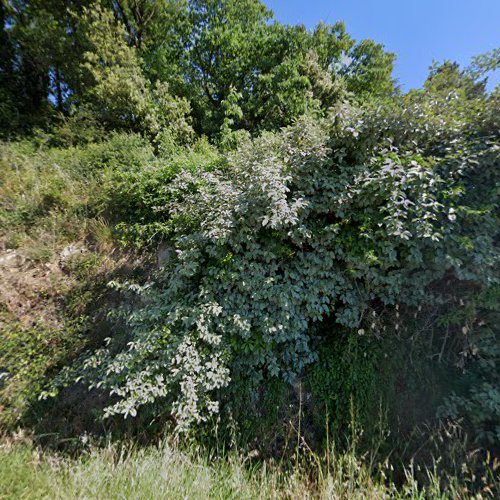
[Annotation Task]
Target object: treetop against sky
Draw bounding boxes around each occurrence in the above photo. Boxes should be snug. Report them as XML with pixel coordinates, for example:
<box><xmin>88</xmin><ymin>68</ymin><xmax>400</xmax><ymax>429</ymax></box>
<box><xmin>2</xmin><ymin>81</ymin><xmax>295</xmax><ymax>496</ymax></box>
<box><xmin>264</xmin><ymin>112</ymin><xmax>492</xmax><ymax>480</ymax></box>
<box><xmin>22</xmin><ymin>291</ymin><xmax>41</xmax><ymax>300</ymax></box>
<box><xmin>266</xmin><ymin>0</ymin><xmax>500</xmax><ymax>90</ymax></box>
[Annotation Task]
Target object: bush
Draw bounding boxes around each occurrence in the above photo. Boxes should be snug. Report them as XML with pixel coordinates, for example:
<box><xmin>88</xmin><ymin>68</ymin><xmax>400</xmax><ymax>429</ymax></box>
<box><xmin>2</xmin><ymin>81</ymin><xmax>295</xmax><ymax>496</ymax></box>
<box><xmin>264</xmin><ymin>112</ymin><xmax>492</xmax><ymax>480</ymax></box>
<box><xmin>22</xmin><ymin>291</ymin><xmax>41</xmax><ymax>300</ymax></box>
<box><xmin>53</xmin><ymin>86</ymin><xmax>498</xmax><ymax>436</ymax></box>
<box><xmin>101</xmin><ymin>137</ymin><xmax>221</xmax><ymax>248</ymax></box>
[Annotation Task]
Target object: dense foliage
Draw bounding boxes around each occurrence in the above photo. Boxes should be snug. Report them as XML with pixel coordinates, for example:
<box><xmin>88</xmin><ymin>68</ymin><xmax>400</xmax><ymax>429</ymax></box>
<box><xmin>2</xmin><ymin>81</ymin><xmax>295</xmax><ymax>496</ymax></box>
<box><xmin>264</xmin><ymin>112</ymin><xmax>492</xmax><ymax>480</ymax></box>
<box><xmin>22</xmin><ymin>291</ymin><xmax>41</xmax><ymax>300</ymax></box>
<box><xmin>1</xmin><ymin>0</ymin><xmax>395</xmax><ymax>139</ymax></box>
<box><xmin>48</xmin><ymin>86</ymin><xmax>496</xmax><ymax>436</ymax></box>
<box><xmin>0</xmin><ymin>0</ymin><xmax>499</xmax><ymax>483</ymax></box>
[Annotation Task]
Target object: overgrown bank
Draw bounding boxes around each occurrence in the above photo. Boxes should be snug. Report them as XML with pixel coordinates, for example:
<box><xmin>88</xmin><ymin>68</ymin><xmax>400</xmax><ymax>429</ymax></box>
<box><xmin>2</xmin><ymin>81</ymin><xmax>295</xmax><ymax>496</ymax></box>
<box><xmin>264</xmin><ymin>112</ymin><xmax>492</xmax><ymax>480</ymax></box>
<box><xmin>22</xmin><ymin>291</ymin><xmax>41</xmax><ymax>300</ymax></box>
<box><xmin>0</xmin><ymin>0</ymin><xmax>499</xmax><ymax>497</ymax></box>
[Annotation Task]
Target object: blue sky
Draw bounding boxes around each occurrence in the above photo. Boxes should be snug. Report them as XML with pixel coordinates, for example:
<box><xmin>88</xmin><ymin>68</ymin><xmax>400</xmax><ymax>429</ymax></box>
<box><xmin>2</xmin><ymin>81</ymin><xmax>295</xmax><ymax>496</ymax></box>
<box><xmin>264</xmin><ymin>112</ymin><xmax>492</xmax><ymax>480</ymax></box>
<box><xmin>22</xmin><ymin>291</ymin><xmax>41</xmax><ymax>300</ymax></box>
<box><xmin>264</xmin><ymin>0</ymin><xmax>500</xmax><ymax>91</ymax></box>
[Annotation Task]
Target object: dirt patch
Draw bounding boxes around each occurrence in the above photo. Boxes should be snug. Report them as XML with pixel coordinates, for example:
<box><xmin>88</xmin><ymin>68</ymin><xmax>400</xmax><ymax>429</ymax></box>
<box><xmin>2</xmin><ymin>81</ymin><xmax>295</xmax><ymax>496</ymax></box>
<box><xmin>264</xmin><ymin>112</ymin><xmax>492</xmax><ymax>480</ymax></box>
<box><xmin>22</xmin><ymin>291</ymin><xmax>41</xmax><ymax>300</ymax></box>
<box><xmin>0</xmin><ymin>246</ymin><xmax>84</xmax><ymax>330</ymax></box>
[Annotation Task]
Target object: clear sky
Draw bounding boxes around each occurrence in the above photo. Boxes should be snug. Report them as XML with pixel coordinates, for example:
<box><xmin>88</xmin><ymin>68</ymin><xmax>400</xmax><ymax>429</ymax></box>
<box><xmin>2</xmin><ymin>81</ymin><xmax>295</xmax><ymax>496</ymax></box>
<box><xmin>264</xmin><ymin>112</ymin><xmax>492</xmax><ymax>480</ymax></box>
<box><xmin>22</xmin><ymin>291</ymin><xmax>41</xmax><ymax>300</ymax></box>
<box><xmin>264</xmin><ymin>0</ymin><xmax>500</xmax><ymax>91</ymax></box>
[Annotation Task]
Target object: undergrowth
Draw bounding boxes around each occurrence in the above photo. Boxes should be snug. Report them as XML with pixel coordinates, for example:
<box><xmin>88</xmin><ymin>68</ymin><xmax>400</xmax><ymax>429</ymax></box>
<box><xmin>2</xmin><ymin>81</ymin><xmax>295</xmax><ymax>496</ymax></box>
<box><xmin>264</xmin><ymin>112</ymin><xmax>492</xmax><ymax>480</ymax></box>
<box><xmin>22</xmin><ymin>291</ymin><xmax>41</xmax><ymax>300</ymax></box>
<box><xmin>0</xmin><ymin>431</ymin><xmax>498</xmax><ymax>499</ymax></box>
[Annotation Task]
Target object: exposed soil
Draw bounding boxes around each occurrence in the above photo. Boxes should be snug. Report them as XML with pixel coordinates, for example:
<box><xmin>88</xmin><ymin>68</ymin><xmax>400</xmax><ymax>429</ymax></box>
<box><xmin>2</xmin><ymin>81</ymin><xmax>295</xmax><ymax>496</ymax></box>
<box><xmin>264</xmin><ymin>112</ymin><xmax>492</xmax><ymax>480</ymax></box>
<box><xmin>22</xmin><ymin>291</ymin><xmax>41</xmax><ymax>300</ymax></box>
<box><xmin>0</xmin><ymin>244</ymin><xmax>86</xmax><ymax>330</ymax></box>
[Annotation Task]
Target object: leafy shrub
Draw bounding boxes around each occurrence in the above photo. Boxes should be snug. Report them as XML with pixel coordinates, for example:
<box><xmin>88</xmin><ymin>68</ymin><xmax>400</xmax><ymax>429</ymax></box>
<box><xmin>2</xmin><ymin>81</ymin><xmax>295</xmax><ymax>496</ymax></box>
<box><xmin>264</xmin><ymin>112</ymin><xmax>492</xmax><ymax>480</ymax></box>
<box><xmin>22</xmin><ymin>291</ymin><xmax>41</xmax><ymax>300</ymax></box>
<box><xmin>101</xmin><ymin>137</ymin><xmax>221</xmax><ymax>248</ymax></box>
<box><xmin>52</xmin><ymin>86</ymin><xmax>498</xmax><ymax>434</ymax></box>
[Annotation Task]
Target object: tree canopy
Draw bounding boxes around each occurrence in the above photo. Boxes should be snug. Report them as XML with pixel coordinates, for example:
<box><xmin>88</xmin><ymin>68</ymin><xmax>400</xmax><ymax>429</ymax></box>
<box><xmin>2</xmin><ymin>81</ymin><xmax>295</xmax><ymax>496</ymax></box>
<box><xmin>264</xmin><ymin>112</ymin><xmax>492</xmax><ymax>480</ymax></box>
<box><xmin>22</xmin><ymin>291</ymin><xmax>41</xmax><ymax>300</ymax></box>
<box><xmin>0</xmin><ymin>0</ymin><xmax>397</xmax><ymax>138</ymax></box>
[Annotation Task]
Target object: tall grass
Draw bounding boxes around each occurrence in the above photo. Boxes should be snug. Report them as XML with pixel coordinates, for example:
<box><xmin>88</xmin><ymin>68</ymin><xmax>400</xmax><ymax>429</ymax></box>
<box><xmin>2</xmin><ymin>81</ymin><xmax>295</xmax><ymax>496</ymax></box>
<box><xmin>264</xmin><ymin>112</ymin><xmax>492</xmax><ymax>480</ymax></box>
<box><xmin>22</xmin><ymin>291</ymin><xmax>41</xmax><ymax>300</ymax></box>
<box><xmin>1</xmin><ymin>438</ymin><xmax>497</xmax><ymax>499</ymax></box>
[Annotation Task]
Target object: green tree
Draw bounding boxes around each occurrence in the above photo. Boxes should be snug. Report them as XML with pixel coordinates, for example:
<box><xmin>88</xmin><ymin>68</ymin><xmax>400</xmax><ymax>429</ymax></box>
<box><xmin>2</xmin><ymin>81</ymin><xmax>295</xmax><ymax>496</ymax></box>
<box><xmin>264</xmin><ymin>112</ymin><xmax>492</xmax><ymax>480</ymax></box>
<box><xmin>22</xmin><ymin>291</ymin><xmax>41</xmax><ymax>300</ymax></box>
<box><xmin>106</xmin><ymin>0</ymin><xmax>190</xmax><ymax>86</ymax></box>
<box><xmin>77</xmin><ymin>3</ymin><xmax>192</xmax><ymax>142</ymax></box>
<box><xmin>1</xmin><ymin>0</ymin><xmax>397</xmax><ymax>139</ymax></box>
<box><xmin>468</xmin><ymin>48</ymin><xmax>500</xmax><ymax>81</ymax></box>
<box><xmin>179</xmin><ymin>0</ymin><xmax>274</xmax><ymax>135</ymax></box>
<box><xmin>0</xmin><ymin>0</ymin><xmax>94</xmax><ymax>133</ymax></box>
<box><xmin>0</xmin><ymin>1</ymin><xmax>18</xmax><ymax>133</ymax></box>
<box><xmin>424</xmin><ymin>60</ymin><xmax>486</xmax><ymax>99</ymax></box>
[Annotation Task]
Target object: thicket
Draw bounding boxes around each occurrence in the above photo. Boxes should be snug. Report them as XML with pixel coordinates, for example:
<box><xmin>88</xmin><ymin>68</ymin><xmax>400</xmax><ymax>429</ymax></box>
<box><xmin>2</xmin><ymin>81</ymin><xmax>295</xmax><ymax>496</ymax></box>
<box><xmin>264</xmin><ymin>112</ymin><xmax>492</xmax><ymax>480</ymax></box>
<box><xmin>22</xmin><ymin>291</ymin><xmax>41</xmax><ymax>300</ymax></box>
<box><xmin>0</xmin><ymin>0</ymin><xmax>499</xmax><ymax>495</ymax></box>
